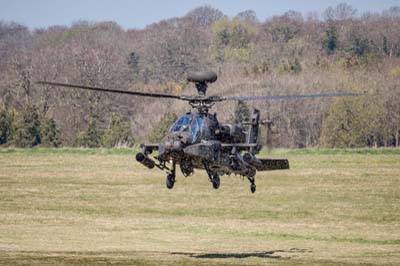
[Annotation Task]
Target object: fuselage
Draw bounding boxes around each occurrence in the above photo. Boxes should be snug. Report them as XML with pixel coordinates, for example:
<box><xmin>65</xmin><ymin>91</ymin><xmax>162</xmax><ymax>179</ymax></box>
<box><xmin>136</xmin><ymin>108</ymin><xmax>289</xmax><ymax>193</ymax></box>
<box><xmin>157</xmin><ymin>112</ymin><xmax>251</xmax><ymax>176</ymax></box>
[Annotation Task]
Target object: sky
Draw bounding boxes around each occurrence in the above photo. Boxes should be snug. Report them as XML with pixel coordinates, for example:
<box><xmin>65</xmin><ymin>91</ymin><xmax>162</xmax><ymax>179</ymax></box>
<box><xmin>1</xmin><ymin>0</ymin><xmax>399</xmax><ymax>30</ymax></box>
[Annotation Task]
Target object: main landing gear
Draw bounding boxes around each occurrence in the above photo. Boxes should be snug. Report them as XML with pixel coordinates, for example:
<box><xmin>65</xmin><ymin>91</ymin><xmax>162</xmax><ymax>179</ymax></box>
<box><xmin>166</xmin><ymin>173</ymin><xmax>175</xmax><ymax>189</ymax></box>
<box><xmin>164</xmin><ymin>159</ymin><xmax>255</xmax><ymax>193</ymax></box>
<box><xmin>166</xmin><ymin>161</ymin><xmax>176</xmax><ymax>189</ymax></box>
<box><xmin>203</xmin><ymin>160</ymin><xmax>220</xmax><ymax>190</ymax></box>
<box><xmin>248</xmin><ymin>176</ymin><xmax>256</xmax><ymax>193</ymax></box>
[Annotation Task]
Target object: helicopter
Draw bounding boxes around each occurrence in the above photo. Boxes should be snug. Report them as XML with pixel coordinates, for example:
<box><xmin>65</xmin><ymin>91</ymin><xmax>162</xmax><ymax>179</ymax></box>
<box><xmin>37</xmin><ymin>71</ymin><xmax>362</xmax><ymax>193</ymax></box>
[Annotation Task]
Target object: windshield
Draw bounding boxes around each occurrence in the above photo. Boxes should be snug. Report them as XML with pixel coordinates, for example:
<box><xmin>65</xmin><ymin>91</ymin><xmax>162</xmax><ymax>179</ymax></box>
<box><xmin>171</xmin><ymin>115</ymin><xmax>192</xmax><ymax>133</ymax></box>
<box><xmin>191</xmin><ymin>116</ymin><xmax>204</xmax><ymax>140</ymax></box>
<box><xmin>170</xmin><ymin>115</ymin><xmax>204</xmax><ymax>141</ymax></box>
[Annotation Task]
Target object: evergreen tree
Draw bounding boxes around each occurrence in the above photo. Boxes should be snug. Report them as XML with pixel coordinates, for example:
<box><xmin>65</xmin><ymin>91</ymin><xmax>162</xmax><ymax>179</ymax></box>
<box><xmin>127</xmin><ymin>51</ymin><xmax>140</xmax><ymax>80</ymax></box>
<box><xmin>323</xmin><ymin>25</ymin><xmax>338</xmax><ymax>55</ymax></box>
<box><xmin>0</xmin><ymin>105</ymin><xmax>14</xmax><ymax>145</ymax></box>
<box><xmin>41</xmin><ymin>118</ymin><xmax>62</xmax><ymax>147</ymax></box>
<box><xmin>14</xmin><ymin>105</ymin><xmax>41</xmax><ymax>147</ymax></box>
<box><xmin>75</xmin><ymin>118</ymin><xmax>103</xmax><ymax>148</ymax></box>
<box><xmin>103</xmin><ymin>113</ymin><xmax>133</xmax><ymax>147</ymax></box>
<box><xmin>383</xmin><ymin>36</ymin><xmax>389</xmax><ymax>55</ymax></box>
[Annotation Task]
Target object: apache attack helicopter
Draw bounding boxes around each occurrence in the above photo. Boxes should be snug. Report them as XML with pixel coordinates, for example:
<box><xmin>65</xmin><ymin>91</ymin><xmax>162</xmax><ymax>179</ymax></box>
<box><xmin>38</xmin><ymin>71</ymin><xmax>362</xmax><ymax>193</ymax></box>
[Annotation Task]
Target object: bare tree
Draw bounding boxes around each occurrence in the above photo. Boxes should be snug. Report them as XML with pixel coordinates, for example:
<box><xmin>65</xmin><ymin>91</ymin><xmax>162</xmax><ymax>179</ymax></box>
<box><xmin>185</xmin><ymin>5</ymin><xmax>226</xmax><ymax>26</ymax></box>
<box><xmin>235</xmin><ymin>10</ymin><xmax>259</xmax><ymax>23</ymax></box>
<box><xmin>323</xmin><ymin>3</ymin><xmax>357</xmax><ymax>21</ymax></box>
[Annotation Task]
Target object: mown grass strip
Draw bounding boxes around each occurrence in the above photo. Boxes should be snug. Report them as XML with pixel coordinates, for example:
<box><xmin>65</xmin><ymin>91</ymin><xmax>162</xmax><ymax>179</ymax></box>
<box><xmin>1</xmin><ymin>147</ymin><xmax>400</xmax><ymax>156</ymax></box>
<box><xmin>0</xmin><ymin>147</ymin><xmax>139</xmax><ymax>155</ymax></box>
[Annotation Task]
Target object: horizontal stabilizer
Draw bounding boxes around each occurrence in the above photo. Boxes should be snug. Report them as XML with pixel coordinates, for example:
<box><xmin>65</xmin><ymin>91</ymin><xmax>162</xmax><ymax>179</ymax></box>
<box><xmin>256</xmin><ymin>159</ymin><xmax>289</xmax><ymax>171</ymax></box>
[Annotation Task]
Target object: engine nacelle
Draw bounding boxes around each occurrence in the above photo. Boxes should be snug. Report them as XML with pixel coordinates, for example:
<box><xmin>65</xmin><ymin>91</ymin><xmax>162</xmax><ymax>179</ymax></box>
<box><xmin>218</xmin><ymin>123</ymin><xmax>246</xmax><ymax>143</ymax></box>
<box><xmin>243</xmin><ymin>152</ymin><xmax>262</xmax><ymax>168</ymax></box>
<box><xmin>229</xmin><ymin>154</ymin><xmax>256</xmax><ymax>178</ymax></box>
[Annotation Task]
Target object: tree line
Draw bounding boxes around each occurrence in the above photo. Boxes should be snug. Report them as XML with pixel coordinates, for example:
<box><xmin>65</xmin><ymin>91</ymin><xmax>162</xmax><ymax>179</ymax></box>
<box><xmin>0</xmin><ymin>3</ymin><xmax>399</xmax><ymax>148</ymax></box>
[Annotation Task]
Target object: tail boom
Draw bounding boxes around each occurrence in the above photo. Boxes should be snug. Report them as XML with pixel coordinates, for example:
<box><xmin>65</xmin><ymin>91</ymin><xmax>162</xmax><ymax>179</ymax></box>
<box><xmin>256</xmin><ymin>159</ymin><xmax>289</xmax><ymax>171</ymax></box>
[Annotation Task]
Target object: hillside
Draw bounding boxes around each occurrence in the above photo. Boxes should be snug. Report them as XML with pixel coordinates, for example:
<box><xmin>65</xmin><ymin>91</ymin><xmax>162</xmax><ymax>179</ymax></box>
<box><xmin>0</xmin><ymin>4</ymin><xmax>399</xmax><ymax>148</ymax></box>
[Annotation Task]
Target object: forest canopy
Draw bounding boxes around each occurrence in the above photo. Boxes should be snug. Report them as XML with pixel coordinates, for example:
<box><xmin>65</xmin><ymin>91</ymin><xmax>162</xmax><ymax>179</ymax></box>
<box><xmin>0</xmin><ymin>3</ymin><xmax>399</xmax><ymax>148</ymax></box>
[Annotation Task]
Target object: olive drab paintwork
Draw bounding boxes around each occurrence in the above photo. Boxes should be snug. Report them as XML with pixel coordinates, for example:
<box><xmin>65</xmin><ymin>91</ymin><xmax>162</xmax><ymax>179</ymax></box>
<box><xmin>37</xmin><ymin>71</ymin><xmax>363</xmax><ymax>193</ymax></box>
<box><xmin>136</xmin><ymin>73</ymin><xmax>291</xmax><ymax>193</ymax></box>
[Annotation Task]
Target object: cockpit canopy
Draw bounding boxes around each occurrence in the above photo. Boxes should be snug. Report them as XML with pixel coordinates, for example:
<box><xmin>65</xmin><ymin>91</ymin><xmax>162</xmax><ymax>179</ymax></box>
<box><xmin>170</xmin><ymin>114</ymin><xmax>204</xmax><ymax>142</ymax></box>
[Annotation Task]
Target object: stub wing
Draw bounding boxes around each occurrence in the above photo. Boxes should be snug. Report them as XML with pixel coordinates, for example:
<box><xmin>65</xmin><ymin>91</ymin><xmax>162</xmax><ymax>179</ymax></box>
<box><xmin>139</xmin><ymin>143</ymin><xmax>160</xmax><ymax>155</ymax></box>
<box><xmin>256</xmin><ymin>159</ymin><xmax>290</xmax><ymax>171</ymax></box>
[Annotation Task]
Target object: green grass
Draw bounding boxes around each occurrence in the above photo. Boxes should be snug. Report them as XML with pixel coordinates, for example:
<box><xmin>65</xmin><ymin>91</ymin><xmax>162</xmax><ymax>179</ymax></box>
<box><xmin>1</xmin><ymin>147</ymin><xmax>399</xmax><ymax>156</ymax></box>
<box><xmin>0</xmin><ymin>148</ymin><xmax>399</xmax><ymax>265</ymax></box>
<box><xmin>0</xmin><ymin>147</ymin><xmax>140</xmax><ymax>155</ymax></box>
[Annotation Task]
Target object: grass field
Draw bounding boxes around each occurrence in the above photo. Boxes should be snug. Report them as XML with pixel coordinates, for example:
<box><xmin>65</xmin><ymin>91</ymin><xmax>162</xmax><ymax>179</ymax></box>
<box><xmin>0</xmin><ymin>148</ymin><xmax>399</xmax><ymax>265</ymax></box>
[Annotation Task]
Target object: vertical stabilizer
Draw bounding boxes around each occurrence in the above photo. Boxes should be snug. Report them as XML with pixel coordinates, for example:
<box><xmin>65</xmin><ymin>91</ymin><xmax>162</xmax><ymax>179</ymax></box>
<box><xmin>247</xmin><ymin>109</ymin><xmax>260</xmax><ymax>144</ymax></box>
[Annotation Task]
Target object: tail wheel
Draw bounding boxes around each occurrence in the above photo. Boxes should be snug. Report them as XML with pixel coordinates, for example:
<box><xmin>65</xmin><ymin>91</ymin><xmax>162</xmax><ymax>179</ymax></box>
<box><xmin>250</xmin><ymin>183</ymin><xmax>256</xmax><ymax>193</ymax></box>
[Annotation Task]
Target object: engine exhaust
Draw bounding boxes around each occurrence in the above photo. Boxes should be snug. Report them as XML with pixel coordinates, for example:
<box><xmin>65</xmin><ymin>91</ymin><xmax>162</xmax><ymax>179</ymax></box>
<box><xmin>243</xmin><ymin>152</ymin><xmax>262</xmax><ymax>168</ymax></box>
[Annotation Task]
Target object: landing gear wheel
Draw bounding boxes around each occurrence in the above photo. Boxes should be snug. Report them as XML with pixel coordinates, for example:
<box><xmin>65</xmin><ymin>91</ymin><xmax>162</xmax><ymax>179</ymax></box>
<box><xmin>166</xmin><ymin>174</ymin><xmax>175</xmax><ymax>189</ymax></box>
<box><xmin>250</xmin><ymin>183</ymin><xmax>256</xmax><ymax>193</ymax></box>
<box><xmin>212</xmin><ymin>174</ymin><xmax>220</xmax><ymax>189</ymax></box>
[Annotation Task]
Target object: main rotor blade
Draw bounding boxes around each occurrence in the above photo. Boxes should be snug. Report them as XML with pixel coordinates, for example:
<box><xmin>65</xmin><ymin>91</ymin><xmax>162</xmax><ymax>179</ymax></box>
<box><xmin>223</xmin><ymin>92</ymin><xmax>364</xmax><ymax>101</ymax></box>
<box><xmin>36</xmin><ymin>81</ymin><xmax>183</xmax><ymax>100</ymax></box>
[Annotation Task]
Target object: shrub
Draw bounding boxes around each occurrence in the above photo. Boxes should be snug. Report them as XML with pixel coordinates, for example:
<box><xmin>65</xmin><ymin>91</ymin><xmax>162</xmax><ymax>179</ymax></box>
<box><xmin>321</xmin><ymin>96</ymin><xmax>384</xmax><ymax>148</ymax></box>
<box><xmin>14</xmin><ymin>105</ymin><xmax>41</xmax><ymax>147</ymax></box>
